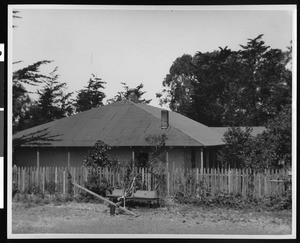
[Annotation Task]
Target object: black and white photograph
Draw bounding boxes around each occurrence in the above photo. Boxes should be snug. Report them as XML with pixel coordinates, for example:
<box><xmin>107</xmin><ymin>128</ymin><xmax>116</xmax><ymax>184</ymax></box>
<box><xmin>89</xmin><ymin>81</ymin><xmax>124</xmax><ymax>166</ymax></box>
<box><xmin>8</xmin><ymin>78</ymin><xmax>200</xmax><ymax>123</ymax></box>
<box><xmin>7</xmin><ymin>4</ymin><xmax>296</xmax><ymax>239</ymax></box>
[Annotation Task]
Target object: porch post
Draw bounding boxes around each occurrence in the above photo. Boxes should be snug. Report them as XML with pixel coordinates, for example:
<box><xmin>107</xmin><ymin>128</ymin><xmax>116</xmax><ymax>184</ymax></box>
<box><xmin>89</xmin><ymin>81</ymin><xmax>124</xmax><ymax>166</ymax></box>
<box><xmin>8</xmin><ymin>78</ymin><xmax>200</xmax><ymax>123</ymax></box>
<box><xmin>132</xmin><ymin>150</ymin><xmax>135</xmax><ymax>168</ymax></box>
<box><xmin>37</xmin><ymin>149</ymin><xmax>40</xmax><ymax>168</ymax></box>
<box><xmin>205</xmin><ymin>147</ymin><xmax>210</xmax><ymax>168</ymax></box>
<box><xmin>67</xmin><ymin>150</ymin><xmax>70</xmax><ymax>170</ymax></box>
<box><xmin>200</xmin><ymin>148</ymin><xmax>204</xmax><ymax>174</ymax></box>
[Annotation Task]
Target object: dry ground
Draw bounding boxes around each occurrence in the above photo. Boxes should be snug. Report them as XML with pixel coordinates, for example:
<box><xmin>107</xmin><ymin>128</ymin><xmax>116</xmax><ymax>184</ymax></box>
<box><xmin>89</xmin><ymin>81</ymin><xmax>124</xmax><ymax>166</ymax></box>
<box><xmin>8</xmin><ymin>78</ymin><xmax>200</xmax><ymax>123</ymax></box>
<box><xmin>11</xmin><ymin>201</ymin><xmax>292</xmax><ymax>236</ymax></box>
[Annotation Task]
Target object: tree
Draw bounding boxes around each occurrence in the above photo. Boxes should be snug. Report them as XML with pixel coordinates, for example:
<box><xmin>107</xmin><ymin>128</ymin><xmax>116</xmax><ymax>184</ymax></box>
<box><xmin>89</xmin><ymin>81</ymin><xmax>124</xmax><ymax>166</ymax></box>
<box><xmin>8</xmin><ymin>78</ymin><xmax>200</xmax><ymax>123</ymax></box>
<box><xmin>261</xmin><ymin>104</ymin><xmax>292</xmax><ymax>168</ymax></box>
<box><xmin>74</xmin><ymin>74</ymin><xmax>106</xmax><ymax>112</ymax></box>
<box><xmin>22</xmin><ymin>67</ymin><xmax>73</xmax><ymax>129</ymax></box>
<box><xmin>217</xmin><ymin>105</ymin><xmax>292</xmax><ymax>171</ymax></box>
<box><xmin>236</xmin><ymin>35</ymin><xmax>292</xmax><ymax>125</ymax></box>
<box><xmin>12</xmin><ymin>10</ymin><xmax>22</xmax><ymax>28</ymax></box>
<box><xmin>217</xmin><ymin>127</ymin><xmax>254</xmax><ymax>169</ymax></box>
<box><xmin>157</xmin><ymin>54</ymin><xmax>196</xmax><ymax>116</ymax></box>
<box><xmin>191</xmin><ymin>47</ymin><xmax>243</xmax><ymax>126</ymax></box>
<box><xmin>12</xmin><ymin>11</ymin><xmax>56</xmax><ymax>133</ymax></box>
<box><xmin>81</xmin><ymin>140</ymin><xmax>118</xmax><ymax>199</ymax></box>
<box><xmin>159</xmin><ymin>35</ymin><xmax>292</xmax><ymax>127</ymax></box>
<box><xmin>107</xmin><ymin>82</ymin><xmax>152</xmax><ymax>104</ymax></box>
<box><xmin>13</xmin><ymin>60</ymin><xmax>53</xmax><ymax>133</ymax></box>
<box><xmin>83</xmin><ymin>140</ymin><xmax>118</xmax><ymax>168</ymax></box>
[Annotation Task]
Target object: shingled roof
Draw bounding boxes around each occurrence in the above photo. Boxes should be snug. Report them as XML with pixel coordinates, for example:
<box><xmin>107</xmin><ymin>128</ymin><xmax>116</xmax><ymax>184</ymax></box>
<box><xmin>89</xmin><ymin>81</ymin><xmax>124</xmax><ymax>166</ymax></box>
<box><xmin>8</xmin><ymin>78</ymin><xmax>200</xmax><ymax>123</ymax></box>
<box><xmin>13</xmin><ymin>100</ymin><xmax>225</xmax><ymax>147</ymax></box>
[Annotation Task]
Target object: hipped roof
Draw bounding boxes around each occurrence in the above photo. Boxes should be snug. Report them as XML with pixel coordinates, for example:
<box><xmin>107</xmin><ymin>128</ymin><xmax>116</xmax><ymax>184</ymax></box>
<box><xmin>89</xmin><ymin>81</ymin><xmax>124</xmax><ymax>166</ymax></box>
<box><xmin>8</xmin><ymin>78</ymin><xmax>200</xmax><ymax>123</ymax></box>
<box><xmin>13</xmin><ymin>100</ymin><xmax>225</xmax><ymax>147</ymax></box>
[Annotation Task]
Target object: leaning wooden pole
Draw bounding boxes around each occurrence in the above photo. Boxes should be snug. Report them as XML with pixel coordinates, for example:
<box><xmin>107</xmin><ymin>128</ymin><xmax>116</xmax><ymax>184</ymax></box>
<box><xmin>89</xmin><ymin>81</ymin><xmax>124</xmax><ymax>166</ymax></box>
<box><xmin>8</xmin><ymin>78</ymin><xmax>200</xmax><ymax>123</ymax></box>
<box><xmin>73</xmin><ymin>182</ymin><xmax>137</xmax><ymax>216</ymax></box>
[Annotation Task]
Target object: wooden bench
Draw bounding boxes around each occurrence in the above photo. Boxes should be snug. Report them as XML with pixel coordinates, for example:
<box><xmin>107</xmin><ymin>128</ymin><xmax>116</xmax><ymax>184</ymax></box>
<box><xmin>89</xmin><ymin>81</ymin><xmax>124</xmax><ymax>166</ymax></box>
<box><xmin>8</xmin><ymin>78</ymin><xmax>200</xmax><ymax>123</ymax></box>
<box><xmin>107</xmin><ymin>189</ymin><xmax>159</xmax><ymax>206</ymax></box>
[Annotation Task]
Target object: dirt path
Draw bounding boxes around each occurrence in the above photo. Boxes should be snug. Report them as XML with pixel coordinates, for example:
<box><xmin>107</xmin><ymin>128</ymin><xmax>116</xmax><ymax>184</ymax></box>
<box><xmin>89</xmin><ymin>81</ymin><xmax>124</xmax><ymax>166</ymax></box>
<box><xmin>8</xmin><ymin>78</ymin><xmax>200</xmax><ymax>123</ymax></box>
<box><xmin>12</xmin><ymin>202</ymin><xmax>292</xmax><ymax>236</ymax></box>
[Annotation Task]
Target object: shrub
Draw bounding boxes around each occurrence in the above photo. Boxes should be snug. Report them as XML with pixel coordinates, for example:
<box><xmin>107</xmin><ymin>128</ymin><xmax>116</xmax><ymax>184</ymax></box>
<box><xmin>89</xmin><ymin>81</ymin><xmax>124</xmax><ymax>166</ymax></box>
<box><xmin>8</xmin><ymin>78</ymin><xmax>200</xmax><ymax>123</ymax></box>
<box><xmin>173</xmin><ymin>191</ymin><xmax>291</xmax><ymax>211</ymax></box>
<box><xmin>265</xmin><ymin>191</ymin><xmax>292</xmax><ymax>211</ymax></box>
<box><xmin>45</xmin><ymin>180</ymin><xmax>57</xmax><ymax>195</ymax></box>
<box><xmin>79</xmin><ymin>171</ymin><xmax>113</xmax><ymax>202</ymax></box>
<box><xmin>24</xmin><ymin>185</ymin><xmax>44</xmax><ymax>198</ymax></box>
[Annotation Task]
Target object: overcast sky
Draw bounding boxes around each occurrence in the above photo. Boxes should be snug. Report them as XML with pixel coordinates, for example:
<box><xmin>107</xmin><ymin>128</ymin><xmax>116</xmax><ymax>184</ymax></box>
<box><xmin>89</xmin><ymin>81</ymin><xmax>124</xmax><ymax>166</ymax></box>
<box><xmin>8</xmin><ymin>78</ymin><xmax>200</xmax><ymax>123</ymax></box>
<box><xmin>11</xmin><ymin>6</ymin><xmax>294</xmax><ymax>108</ymax></box>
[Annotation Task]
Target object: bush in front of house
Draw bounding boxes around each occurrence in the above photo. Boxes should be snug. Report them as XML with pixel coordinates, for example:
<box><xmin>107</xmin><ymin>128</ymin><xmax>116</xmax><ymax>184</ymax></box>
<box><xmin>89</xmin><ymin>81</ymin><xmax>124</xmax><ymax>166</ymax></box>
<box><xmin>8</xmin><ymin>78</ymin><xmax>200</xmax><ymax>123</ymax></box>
<box><xmin>173</xmin><ymin>190</ymin><xmax>292</xmax><ymax>211</ymax></box>
<box><xmin>77</xmin><ymin>140</ymin><xmax>117</xmax><ymax>202</ymax></box>
<box><xmin>78</xmin><ymin>171</ymin><xmax>114</xmax><ymax>203</ymax></box>
<box><xmin>13</xmin><ymin>181</ymin><xmax>76</xmax><ymax>207</ymax></box>
<box><xmin>217</xmin><ymin>105</ymin><xmax>292</xmax><ymax>171</ymax></box>
<box><xmin>264</xmin><ymin>190</ymin><xmax>292</xmax><ymax>211</ymax></box>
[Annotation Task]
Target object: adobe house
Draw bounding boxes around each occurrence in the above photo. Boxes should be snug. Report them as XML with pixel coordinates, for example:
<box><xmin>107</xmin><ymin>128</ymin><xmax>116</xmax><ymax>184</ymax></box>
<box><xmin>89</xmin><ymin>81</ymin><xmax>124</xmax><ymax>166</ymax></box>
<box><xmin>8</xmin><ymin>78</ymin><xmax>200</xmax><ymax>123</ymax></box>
<box><xmin>13</xmin><ymin>100</ymin><xmax>225</xmax><ymax>170</ymax></box>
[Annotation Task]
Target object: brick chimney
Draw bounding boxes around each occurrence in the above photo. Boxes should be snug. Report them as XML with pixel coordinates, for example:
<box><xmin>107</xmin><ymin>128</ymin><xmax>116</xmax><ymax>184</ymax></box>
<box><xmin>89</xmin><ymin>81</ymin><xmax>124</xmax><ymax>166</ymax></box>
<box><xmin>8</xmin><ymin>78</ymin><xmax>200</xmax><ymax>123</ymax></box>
<box><xmin>128</xmin><ymin>89</ymin><xmax>138</xmax><ymax>103</ymax></box>
<box><xmin>161</xmin><ymin>110</ymin><xmax>169</xmax><ymax>129</ymax></box>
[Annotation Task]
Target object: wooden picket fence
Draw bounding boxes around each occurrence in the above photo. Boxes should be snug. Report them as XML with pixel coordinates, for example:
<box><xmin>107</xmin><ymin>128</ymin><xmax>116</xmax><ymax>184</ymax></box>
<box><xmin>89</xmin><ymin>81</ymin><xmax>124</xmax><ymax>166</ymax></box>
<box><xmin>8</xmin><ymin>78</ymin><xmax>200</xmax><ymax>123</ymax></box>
<box><xmin>167</xmin><ymin>167</ymin><xmax>291</xmax><ymax>198</ymax></box>
<box><xmin>12</xmin><ymin>166</ymin><xmax>291</xmax><ymax>198</ymax></box>
<box><xmin>12</xmin><ymin>166</ymin><xmax>157</xmax><ymax>196</ymax></box>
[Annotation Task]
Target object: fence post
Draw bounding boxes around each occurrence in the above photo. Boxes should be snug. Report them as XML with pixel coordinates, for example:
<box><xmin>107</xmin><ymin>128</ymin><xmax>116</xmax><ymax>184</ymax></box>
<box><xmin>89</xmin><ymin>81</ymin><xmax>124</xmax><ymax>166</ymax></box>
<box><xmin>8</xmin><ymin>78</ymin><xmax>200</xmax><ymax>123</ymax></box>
<box><xmin>228</xmin><ymin>167</ymin><xmax>231</xmax><ymax>194</ymax></box>
<box><xmin>73</xmin><ymin>167</ymin><xmax>76</xmax><ymax>195</ymax></box>
<box><xmin>258</xmin><ymin>171</ymin><xmax>261</xmax><ymax>197</ymax></box>
<box><xmin>214</xmin><ymin>167</ymin><xmax>217</xmax><ymax>195</ymax></box>
<box><xmin>42</xmin><ymin>167</ymin><xmax>45</xmax><ymax>194</ymax></box>
<box><xmin>21</xmin><ymin>168</ymin><xmax>25</xmax><ymax>192</ymax></box>
<box><xmin>166</xmin><ymin>151</ymin><xmax>169</xmax><ymax>196</ymax></box>
<box><xmin>63</xmin><ymin>170</ymin><xmax>66</xmax><ymax>195</ymax></box>
<box><xmin>55</xmin><ymin>167</ymin><xmax>58</xmax><ymax>192</ymax></box>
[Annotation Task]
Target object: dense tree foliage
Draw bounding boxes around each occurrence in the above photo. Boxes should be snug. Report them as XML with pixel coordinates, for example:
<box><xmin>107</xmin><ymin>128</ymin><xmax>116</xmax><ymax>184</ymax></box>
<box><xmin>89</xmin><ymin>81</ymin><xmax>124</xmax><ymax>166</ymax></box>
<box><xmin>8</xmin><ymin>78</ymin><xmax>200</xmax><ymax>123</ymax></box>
<box><xmin>74</xmin><ymin>74</ymin><xmax>106</xmax><ymax>113</ymax></box>
<box><xmin>157</xmin><ymin>54</ymin><xmax>196</xmax><ymax>116</ymax></box>
<box><xmin>16</xmin><ymin>68</ymin><xmax>73</xmax><ymax>130</ymax></box>
<box><xmin>217</xmin><ymin>105</ymin><xmax>292</xmax><ymax>171</ymax></box>
<box><xmin>83</xmin><ymin>140</ymin><xmax>118</xmax><ymax>168</ymax></box>
<box><xmin>159</xmin><ymin>35</ymin><xmax>292</xmax><ymax>127</ymax></box>
<box><xmin>13</xmin><ymin>60</ymin><xmax>53</xmax><ymax>133</ymax></box>
<box><xmin>107</xmin><ymin>82</ymin><xmax>152</xmax><ymax>104</ymax></box>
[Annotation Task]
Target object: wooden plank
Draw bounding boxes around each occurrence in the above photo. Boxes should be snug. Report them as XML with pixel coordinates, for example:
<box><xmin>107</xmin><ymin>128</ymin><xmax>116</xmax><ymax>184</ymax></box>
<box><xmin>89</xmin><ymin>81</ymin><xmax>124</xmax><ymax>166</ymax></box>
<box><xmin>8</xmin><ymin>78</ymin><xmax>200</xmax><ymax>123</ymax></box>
<box><xmin>228</xmin><ymin>168</ymin><xmax>230</xmax><ymax>194</ymax></box>
<box><xmin>213</xmin><ymin>167</ymin><xmax>216</xmax><ymax>194</ymax></box>
<box><xmin>142</xmin><ymin>167</ymin><xmax>144</xmax><ymax>190</ymax></box>
<box><xmin>166</xmin><ymin>163</ymin><xmax>169</xmax><ymax>196</ymax></box>
<box><xmin>148</xmin><ymin>169</ymin><xmax>151</xmax><ymax>191</ymax></box>
<box><xmin>55</xmin><ymin>167</ymin><xmax>58</xmax><ymax>192</ymax></box>
<box><xmin>63</xmin><ymin>170</ymin><xmax>66</xmax><ymax>195</ymax></box>
<box><xmin>17</xmin><ymin>167</ymin><xmax>20</xmax><ymax>191</ymax></box>
<box><xmin>243</xmin><ymin>169</ymin><xmax>246</xmax><ymax>196</ymax></box>
<box><xmin>195</xmin><ymin>167</ymin><xmax>199</xmax><ymax>197</ymax></box>
<box><xmin>42</xmin><ymin>167</ymin><xmax>45</xmax><ymax>194</ymax></box>
<box><xmin>73</xmin><ymin>183</ymin><xmax>137</xmax><ymax>216</ymax></box>
<box><xmin>258</xmin><ymin>172</ymin><xmax>261</xmax><ymax>197</ymax></box>
<box><xmin>236</xmin><ymin>168</ymin><xmax>238</xmax><ymax>194</ymax></box>
<box><xmin>21</xmin><ymin>168</ymin><xmax>25</xmax><ymax>192</ymax></box>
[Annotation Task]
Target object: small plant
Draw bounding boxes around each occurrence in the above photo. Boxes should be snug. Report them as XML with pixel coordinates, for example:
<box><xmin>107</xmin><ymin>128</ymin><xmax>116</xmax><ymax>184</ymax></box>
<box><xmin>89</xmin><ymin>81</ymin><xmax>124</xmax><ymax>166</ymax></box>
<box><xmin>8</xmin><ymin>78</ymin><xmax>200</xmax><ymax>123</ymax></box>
<box><xmin>265</xmin><ymin>191</ymin><xmax>292</xmax><ymax>211</ymax></box>
<box><xmin>78</xmin><ymin>140</ymin><xmax>117</xmax><ymax>202</ymax></box>
<box><xmin>144</xmin><ymin>134</ymin><xmax>170</xmax><ymax>198</ymax></box>
<box><xmin>67</xmin><ymin>171</ymin><xmax>74</xmax><ymax>197</ymax></box>
<box><xmin>173</xmin><ymin>189</ymin><xmax>291</xmax><ymax>211</ymax></box>
<box><xmin>79</xmin><ymin>171</ymin><xmax>113</xmax><ymax>202</ymax></box>
<box><xmin>83</xmin><ymin>140</ymin><xmax>119</xmax><ymax>168</ymax></box>
<box><xmin>12</xmin><ymin>183</ymin><xmax>19</xmax><ymax>199</ymax></box>
<box><xmin>45</xmin><ymin>180</ymin><xmax>57</xmax><ymax>195</ymax></box>
<box><xmin>24</xmin><ymin>185</ymin><xmax>44</xmax><ymax>198</ymax></box>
